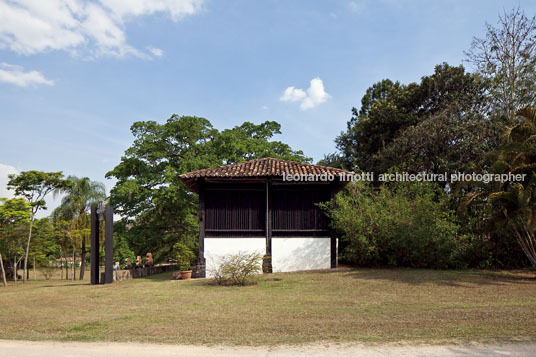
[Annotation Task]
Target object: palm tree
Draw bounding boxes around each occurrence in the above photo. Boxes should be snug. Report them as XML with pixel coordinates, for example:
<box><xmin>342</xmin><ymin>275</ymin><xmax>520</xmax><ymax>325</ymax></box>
<box><xmin>54</xmin><ymin>176</ymin><xmax>106</xmax><ymax>280</ymax></box>
<box><xmin>461</xmin><ymin>107</ymin><xmax>536</xmax><ymax>266</ymax></box>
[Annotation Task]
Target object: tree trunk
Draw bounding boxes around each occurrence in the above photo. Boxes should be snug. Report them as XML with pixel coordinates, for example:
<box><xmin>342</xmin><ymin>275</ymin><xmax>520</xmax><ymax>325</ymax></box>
<box><xmin>33</xmin><ymin>256</ymin><xmax>36</xmax><ymax>280</ymax></box>
<box><xmin>0</xmin><ymin>252</ymin><xmax>7</xmax><ymax>287</ymax></box>
<box><xmin>79</xmin><ymin>236</ymin><xmax>86</xmax><ymax>281</ymax></box>
<box><xmin>22</xmin><ymin>216</ymin><xmax>35</xmax><ymax>283</ymax></box>
<box><xmin>13</xmin><ymin>256</ymin><xmax>17</xmax><ymax>282</ymax></box>
<box><xmin>71</xmin><ymin>250</ymin><xmax>75</xmax><ymax>281</ymax></box>
<box><xmin>60</xmin><ymin>250</ymin><xmax>64</xmax><ymax>280</ymax></box>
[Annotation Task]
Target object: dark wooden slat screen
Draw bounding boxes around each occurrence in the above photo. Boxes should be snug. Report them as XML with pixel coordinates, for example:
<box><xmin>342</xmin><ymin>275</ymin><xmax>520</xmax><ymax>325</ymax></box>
<box><xmin>204</xmin><ymin>185</ymin><xmax>331</xmax><ymax>237</ymax></box>
<box><xmin>205</xmin><ymin>189</ymin><xmax>265</xmax><ymax>234</ymax></box>
<box><xmin>272</xmin><ymin>188</ymin><xmax>330</xmax><ymax>232</ymax></box>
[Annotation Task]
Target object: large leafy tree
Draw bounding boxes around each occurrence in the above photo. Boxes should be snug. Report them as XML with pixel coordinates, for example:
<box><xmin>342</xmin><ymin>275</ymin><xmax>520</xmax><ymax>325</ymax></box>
<box><xmin>53</xmin><ymin>176</ymin><xmax>106</xmax><ymax>280</ymax></box>
<box><xmin>107</xmin><ymin>115</ymin><xmax>309</xmax><ymax>260</ymax></box>
<box><xmin>375</xmin><ymin>109</ymin><xmax>496</xmax><ymax>180</ymax></box>
<box><xmin>30</xmin><ymin>218</ymin><xmax>59</xmax><ymax>274</ymax></box>
<box><xmin>334</xmin><ymin>63</ymin><xmax>491</xmax><ymax>174</ymax></box>
<box><xmin>0</xmin><ymin>198</ymin><xmax>31</xmax><ymax>286</ymax></box>
<box><xmin>7</xmin><ymin>171</ymin><xmax>67</xmax><ymax>283</ymax></box>
<box><xmin>334</xmin><ymin>79</ymin><xmax>422</xmax><ymax>171</ymax></box>
<box><xmin>466</xmin><ymin>7</ymin><xmax>536</xmax><ymax>121</ymax></box>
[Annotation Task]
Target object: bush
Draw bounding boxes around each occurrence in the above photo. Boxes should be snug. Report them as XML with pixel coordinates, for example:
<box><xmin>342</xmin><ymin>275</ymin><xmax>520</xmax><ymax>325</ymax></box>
<box><xmin>173</xmin><ymin>242</ymin><xmax>195</xmax><ymax>271</ymax></box>
<box><xmin>212</xmin><ymin>251</ymin><xmax>263</xmax><ymax>286</ymax></box>
<box><xmin>40</xmin><ymin>263</ymin><xmax>56</xmax><ymax>280</ymax></box>
<box><xmin>113</xmin><ymin>234</ymin><xmax>136</xmax><ymax>269</ymax></box>
<box><xmin>322</xmin><ymin>181</ymin><xmax>461</xmax><ymax>268</ymax></box>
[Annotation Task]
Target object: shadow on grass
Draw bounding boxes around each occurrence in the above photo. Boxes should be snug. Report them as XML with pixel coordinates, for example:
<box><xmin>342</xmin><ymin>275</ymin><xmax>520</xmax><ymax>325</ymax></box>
<box><xmin>134</xmin><ymin>271</ymin><xmax>177</xmax><ymax>282</ymax></box>
<box><xmin>264</xmin><ymin>265</ymin><xmax>536</xmax><ymax>287</ymax></box>
<box><xmin>340</xmin><ymin>267</ymin><xmax>536</xmax><ymax>287</ymax></box>
<box><xmin>39</xmin><ymin>283</ymin><xmax>90</xmax><ymax>288</ymax></box>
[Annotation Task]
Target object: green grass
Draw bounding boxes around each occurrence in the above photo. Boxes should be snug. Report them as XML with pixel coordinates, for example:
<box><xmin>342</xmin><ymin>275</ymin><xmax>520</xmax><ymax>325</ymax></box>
<box><xmin>1</xmin><ymin>267</ymin><xmax>536</xmax><ymax>345</ymax></box>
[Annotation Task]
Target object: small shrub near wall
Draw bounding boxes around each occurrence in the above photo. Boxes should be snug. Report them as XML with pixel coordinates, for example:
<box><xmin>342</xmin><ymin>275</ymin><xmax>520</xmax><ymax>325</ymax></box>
<box><xmin>212</xmin><ymin>252</ymin><xmax>263</xmax><ymax>286</ymax></box>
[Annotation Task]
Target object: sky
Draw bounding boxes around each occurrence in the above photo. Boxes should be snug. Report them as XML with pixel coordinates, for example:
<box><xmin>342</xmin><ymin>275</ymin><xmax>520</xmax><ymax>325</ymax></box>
<box><xmin>1</xmin><ymin>0</ymin><xmax>535</xmax><ymax>217</ymax></box>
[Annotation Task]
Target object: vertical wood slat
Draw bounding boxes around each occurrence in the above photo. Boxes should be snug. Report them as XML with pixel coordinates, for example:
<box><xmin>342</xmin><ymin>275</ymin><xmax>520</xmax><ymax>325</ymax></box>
<box><xmin>104</xmin><ymin>206</ymin><xmax>114</xmax><ymax>284</ymax></box>
<box><xmin>265</xmin><ymin>179</ymin><xmax>272</xmax><ymax>273</ymax></box>
<box><xmin>90</xmin><ymin>205</ymin><xmax>99</xmax><ymax>285</ymax></box>
<box><xmin>199</xmin><ymin>179</ymin><xmax>205</xmax><ymax>263</ymax></box>
<box><xmin>330</xmin><ymin>187</ymin><xmax>337</xmax><ymax>268</ymax></box>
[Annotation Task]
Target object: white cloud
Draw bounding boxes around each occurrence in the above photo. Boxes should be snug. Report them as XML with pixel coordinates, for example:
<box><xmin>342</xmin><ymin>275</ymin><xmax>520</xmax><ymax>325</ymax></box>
<box><xmin>100</xmin><ymin>0</ymin><xmax>203</xmax><ymax>21</ymax></box>
<box><xmin>348</xmin><ymin>1</ymin><xmax>365</xmax><ymax>13</ymax></box>
<box><xmin>147</xmin><ymin>46</ymin><xmax>164</xmax><ymax>57</ymax></box>
<box><xmin>280</xmin><ymin>86</ymin><xmax>306</xmax><ymax>102</ymax></box>
<box><xmin>280</xmin><ymin>77</ymin><xmax>330</xmax><ymax>110</ymax></box>
<box><xmin>0</xmin><ymin>163</ymin><xmax>19</xmax><ymax>199</ymax></box>
<box><xmin>0</xmin><ymin>0</ymin><xmax>203</xmax><ymax>58</ymax></box>
<box><xmin>0</xmin><ymin>63</ymin><xmax>54</xmax><ymax>87</ymax></box>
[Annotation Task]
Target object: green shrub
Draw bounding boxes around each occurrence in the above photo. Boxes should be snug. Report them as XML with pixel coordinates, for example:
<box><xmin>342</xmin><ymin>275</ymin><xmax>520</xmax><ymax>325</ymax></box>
<box><xmin>113</xmin><ymin>234</ymin><xmax>136</xmax><ymax>269</ymax></box>
<box><xmin>39</xmin><ymin>261</ymin><xmax>56</xmax><ymax>280</ymax></box>
<box><xmin>173</xmin><ymin>242</ymin><xmax>195</xmax><ymax>271</ymax></box>
<box><xmin>322</xmin><ymin>181</ymin><xmax>461</xmax><ymax>268</ymax></box>
<box><xmin>212</xmin><ymin>251</ymin><xmax>263</xmax><ymax>286</ymax></box>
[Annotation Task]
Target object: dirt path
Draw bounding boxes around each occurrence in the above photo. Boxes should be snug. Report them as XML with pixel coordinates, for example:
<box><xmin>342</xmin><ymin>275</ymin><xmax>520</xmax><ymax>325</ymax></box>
<box><xmin>0</xmin><ymin>340</ymin><xmax>535</xmax><ymax>356</ymax></box>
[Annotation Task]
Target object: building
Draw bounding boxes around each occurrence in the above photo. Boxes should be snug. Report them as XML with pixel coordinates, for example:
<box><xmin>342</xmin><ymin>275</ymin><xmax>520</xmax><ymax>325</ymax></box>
<box><xmin>179</xmin><ymin>157</ymin><xmax>350</xmax><ymax>276</ymax></box>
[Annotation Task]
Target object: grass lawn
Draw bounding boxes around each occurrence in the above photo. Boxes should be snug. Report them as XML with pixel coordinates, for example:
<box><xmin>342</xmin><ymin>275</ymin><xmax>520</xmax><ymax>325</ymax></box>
<box><xmin>1</xmin><ymin>267</ymin><xmax>536</xmax><ymax>346</ymax></box>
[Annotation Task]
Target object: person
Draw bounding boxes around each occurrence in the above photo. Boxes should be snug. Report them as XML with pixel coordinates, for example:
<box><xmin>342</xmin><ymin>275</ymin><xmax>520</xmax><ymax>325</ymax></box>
<box><xmin>113</xmin><ymin>261</ymin><xmax>120</xmax><ymax>271</ymax></box>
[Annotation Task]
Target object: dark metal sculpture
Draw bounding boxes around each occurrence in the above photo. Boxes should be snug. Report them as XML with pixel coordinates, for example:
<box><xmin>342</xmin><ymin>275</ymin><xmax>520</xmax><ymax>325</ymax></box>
<box><xmin>90</xmin><ymin>203</ymin><xmax>114</xmax><ymax>285</ymax></box>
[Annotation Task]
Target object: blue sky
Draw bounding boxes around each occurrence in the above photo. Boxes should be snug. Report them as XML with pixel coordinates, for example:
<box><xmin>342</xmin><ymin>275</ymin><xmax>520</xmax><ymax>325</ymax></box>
<box><xmin>1</xmin><ymin>0</ymin><xmax>534</xmax><ymax>216</ymax></box>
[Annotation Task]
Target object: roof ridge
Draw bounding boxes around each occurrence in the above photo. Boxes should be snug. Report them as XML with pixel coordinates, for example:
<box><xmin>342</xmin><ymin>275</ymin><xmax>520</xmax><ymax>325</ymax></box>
<box><xmin>179</xmin><ymin>157</ymin><xmax>352</xmax><ymax>191</ymax></box>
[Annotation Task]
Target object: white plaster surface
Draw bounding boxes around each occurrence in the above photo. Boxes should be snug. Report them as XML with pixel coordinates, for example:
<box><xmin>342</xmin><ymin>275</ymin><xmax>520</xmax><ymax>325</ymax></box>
<box><xmin>204</xmin><ymin>238</ymin><xmax>265</xmax><ymax>277</ymax></box>
<box><xmin>272</xmin><ymin>237</ymin><xmax>331</xmax><ymax>272</ymax></box>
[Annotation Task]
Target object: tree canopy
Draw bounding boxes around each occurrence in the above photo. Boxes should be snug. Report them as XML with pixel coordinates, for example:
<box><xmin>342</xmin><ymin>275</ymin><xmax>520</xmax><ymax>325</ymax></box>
<box><xmin>466</xmin><ymin>7</ymin><xmax>536</xmax><ymax>121</ymax></box>
<box><xmin>106</xmin><ymin>115</ymin><xmax>310</xmax><ymax>261</ymax></box>
<box><xmin>6</xmin><ymin>171</ymin><xmax>67</xmax><ymax>282</ymax></box>
<box><xmin>333</xmin><ymin>63</ymin><xmax>491</xmax><ymax>174</ymax></box>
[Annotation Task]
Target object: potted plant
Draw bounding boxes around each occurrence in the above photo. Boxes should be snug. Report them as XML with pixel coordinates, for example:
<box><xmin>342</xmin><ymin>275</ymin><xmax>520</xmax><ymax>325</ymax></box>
<box><xmin>173</xmin><ymin>242</ymin><xmax>195</xmax><ymax>280</ymax></box>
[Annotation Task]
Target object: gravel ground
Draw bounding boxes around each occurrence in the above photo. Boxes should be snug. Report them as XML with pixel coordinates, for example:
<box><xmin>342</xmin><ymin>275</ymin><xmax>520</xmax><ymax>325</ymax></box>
<box><xmin>0</xmin><ymin>340</ymin><xmax>535</xmax><ymax>357</ymax></box>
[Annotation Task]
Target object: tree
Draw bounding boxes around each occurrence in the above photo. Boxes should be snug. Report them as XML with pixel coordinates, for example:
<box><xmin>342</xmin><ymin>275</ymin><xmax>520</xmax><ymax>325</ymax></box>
<box><xmin>466</xmin><ymin>7</ymin><xmax>536</xmax><ymax>121</ymax></box>
<box><xmin>7</xmin><ymin>171</ymin><xmax>67</xmax><ymax>282</ymax></box>
<box><xmin>374</xmin><ymin>65</ymin><xmax>493</xmax><ymax>179</ymax></box>
<box><xmin>51</xmin><ymin>217</ymin><xmax>71</xmax><ymax>280</ymax></box>
<box><xmin>54</xmin><ymin>176</ymin><xmax>106</xmax><ymax>280</ymax></box>
<box><xmin>335</xmin><ymin>79</ymin><xmax>422</xmax><ymax>171</ymax></box>
<box><xmin>107</xmin><ymin>115</ymin><xmax>310</xmax><ymax>260</ymax></box>
<box><xmin>0</xmin><ymin>198</ymin><xmax>31</xmax><ymax>286</ymax></box>
<box><xmin>113</xmin><ymin>234</ymin><xmax>135</xmax><ymax>269</ymax></box>
<box><xmin>334</xmin><ymin>64</ymin><xmax>490</xmax><ymax>173</ymax></box>
<box><xmin>460</xmin><ymin>107</ymin><xmax>536</xmax><ymax>266</ymax></box>
<box><xmin>31</xmin><ymin>218</ymin><xmax>60</xmax><ymax>277</ymax></box>
<box><xmin>374</xmin><ymin>109</ymin><xmax>497</xmax><ymax>181</ymax></box>
<box><xmin>213</xmin><ymin>121</ymin><xmax>309</xmax><ymax>164</ymax></box>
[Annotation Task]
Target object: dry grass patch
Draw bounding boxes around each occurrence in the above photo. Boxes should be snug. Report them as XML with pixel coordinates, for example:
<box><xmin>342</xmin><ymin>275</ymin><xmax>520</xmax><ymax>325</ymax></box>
<box><xmin>1</xmin><ymin>268</ymin><xmax>535</xmax><ymax>345</ymax></box>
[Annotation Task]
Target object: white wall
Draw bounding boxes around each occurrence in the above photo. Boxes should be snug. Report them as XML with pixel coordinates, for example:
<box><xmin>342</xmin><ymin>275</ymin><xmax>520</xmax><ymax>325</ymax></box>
<box><xmin>272</xmin><ymin>237</ymin><xmax>331</xmax><ymax>272</ymax></box>
<box><xmin>204</xmin><ymin>238</ymin><xmax>265</xmax><ymax>277</ymax></box>
<box><xmin>204</xmin><ymin>237</ymin><xmax>334</xmax><ymax>276</ymax></box>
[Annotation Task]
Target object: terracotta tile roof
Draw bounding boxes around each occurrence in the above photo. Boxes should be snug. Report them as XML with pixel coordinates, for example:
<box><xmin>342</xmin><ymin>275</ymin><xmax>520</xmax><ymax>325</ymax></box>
<box><xmin>179</xmin><ymin>157</ymin><xmax>347</xmax><ymax>180</ymax></box>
